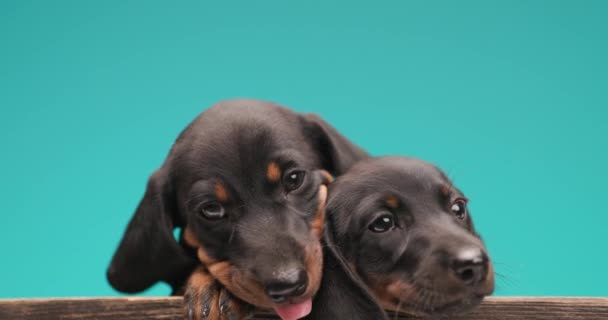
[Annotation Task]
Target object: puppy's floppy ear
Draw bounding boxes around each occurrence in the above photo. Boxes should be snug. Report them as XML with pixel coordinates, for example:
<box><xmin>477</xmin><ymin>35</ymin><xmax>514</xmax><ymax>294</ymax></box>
<box><xmin>306</xmin><ymin>214</ymin><xmax>388</xmax><ymax>320</ymax></box>
<box><xmin>106</xmin><ymin>168</ymin><xmax>196</xmax><ymax>293</ymax></box>
<box><xmin>301</xmin><ymin>113</ymin><xmax>369</xmax><ymax>175</ymax></box>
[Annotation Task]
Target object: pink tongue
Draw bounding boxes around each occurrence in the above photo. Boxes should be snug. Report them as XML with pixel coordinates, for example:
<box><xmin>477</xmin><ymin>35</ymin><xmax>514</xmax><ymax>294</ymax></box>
<box><xmin>273</xmin><ymin>299</ymin><xmax>312</xmax><ymax>320</ymax></box>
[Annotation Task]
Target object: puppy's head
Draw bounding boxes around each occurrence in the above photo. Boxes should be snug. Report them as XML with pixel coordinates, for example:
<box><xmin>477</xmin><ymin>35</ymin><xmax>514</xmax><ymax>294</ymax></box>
<box><xmin>107</xmin><ymin>99</ymin><xmax>367</xmax><ymax>313</ymax></box>
<box><xmin>323</xmin><ymin>156</ymin><xmax>494</xmax><ymax>317</ymax></box>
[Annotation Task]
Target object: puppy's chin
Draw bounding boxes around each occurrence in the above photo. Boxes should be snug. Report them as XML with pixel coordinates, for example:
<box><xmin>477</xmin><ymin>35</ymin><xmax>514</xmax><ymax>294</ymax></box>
<box><xmin>370</xmin><ymin>274</ymin><xmax>493</xmax><ymax>317</ymax></box>
<box><xmin>386</xmin><ymin>292</ymin><xmax>486</xmax><ymax>317</ymax></box>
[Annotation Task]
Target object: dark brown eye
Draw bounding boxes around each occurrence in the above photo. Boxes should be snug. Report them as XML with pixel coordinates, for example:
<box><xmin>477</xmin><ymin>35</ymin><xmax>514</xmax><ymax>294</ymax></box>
<box><xmin>200</xmin><ymin>202</ymin><xmax>225</xmax><ymax>220</ymax></box>
<box><xmin>451</xmin><ymin>199</ymin><xmax>467</xmax><ymax>219</ymax></box>
<box><xmin>369</xmin><ymin>213</ymin><xmax>395</xmax><ymax>233</ymax></box>
<box><xmin>283</xmin><ymin>170</ymin><xmax>305</xmax><ymax>192</ymax></box>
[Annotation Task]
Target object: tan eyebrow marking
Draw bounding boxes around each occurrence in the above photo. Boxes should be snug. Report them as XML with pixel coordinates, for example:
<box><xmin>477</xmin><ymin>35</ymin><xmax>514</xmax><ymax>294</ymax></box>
<box><xmin>214</xmin><ymin>182</ymin><xmax>229</xmax><ymax>203</ymax></box>
<box><xmin>385</xmin><ymin>195</ymin><xmax>400</xmax><ymax>209</ymax></box>
<box><xmin>266</xmin><ymin>161</ymin><xmax>281</xmax><ymax>183</ymax></box>
<box><xmin>440</xmin><ymin>184</ymin><xmax>451</xmax><ymax>197</ymax></box>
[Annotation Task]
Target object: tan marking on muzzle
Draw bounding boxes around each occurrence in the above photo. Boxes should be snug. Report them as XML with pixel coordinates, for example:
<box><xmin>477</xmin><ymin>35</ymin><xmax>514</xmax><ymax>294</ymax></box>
<box><xmin>185</xmin><ymin>232</ymin><xmax>272</xmax><ymax>306</ymax></box>
<box><xmin>319</xmin><ymin>170</ymin><xmax>334</xmax><ymax>184</ymax></box>
<box><xmin>191</xmin><ymin>243</ymin><xmax>271</xmax><ymax>306</ymax></box>
<box><xmin>197</xmin><ymin>245</ymin><xmax>218</xmax><ymax>266</ymax></box>
<box><xmin>310</xmin><ymin>184</ymin><xmax>328</xmax><ymax>239</ymax></box>
<box><xmin>303</xmin><ymin>179</ymin><xmax>329</xmax><ymax>298</ymax></box>
<box><xmin>366</xmin><ymin>273</ymin><xmax>417</xmax><ymax>311</ymax></box>
<box><xmin>184</xmin><ymin>231</ymin><xmax>221</xmax><ymax>267</ymax></box>
<box><xmin>207</xmin><ymin>259</ymin><xmax>273</xmax><ymax>308</ymax></box>
<box><xmin>183</xmin><ymin>227</ymin><xmax>201</xmax><ymax>248</ymax></box>
<box><xmin>303</xmin><ymin>241</ymin><xmax>323</xmax><ymax>301</ymax></box>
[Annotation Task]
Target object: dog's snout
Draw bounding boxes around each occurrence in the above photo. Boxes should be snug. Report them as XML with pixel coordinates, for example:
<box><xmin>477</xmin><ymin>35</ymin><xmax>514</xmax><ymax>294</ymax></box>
<box><xmin>264</xmin><ymin>268</ymin><xmax>308</xmax><ymax>303</ymax></box>
<box><xmin>450</xmin><ymin>247</ymin><xmax>488</xmax><ymax>286</ymax></box>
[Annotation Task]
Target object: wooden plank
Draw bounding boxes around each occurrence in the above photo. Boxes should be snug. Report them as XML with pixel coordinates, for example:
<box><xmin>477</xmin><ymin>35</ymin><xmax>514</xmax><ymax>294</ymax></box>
<box><xmin>0</xmin><ymin>297</ymin><xmax>607</xmax><ymax>320</ymax></box>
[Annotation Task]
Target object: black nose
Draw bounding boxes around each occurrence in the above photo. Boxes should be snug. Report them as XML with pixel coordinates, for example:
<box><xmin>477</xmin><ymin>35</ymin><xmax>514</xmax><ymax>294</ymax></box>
<box><xmin>264</xmin><ymin>269</ymin><xmax>308</xmax><ymax>303</ymax></box>
<box><xmin>451</xmin><ymin>248</ymin><xmax>488</xmax><ymax>286</ymax></box>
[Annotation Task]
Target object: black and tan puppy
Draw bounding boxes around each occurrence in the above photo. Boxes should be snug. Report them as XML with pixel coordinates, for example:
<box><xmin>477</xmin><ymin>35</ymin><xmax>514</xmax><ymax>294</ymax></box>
<box><xmin>106</xmin><ymin>99</ymin><xmax>368</xmax><ymax>320</ymax></box>
<box><xmin>308</xmin><ymin>156</ymin><xmax>495</xmax><ymax>319</ymax></box>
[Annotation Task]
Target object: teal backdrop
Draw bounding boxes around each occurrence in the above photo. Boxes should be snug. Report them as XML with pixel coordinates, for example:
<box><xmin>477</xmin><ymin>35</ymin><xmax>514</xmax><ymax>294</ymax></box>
<box><xmin>1</xmin><ymin>1</ymin><xmax>606</xmax><ymax>298</ymax></box>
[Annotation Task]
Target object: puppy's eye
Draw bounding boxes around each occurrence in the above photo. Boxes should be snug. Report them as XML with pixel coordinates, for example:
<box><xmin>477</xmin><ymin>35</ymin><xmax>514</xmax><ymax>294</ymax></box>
<box><xmin>451</xmin><ymin>199</ymin><xmax>467</xmax><ymax>219</ymax></box>
<box><xmin>283</xmin><ymin>170</ymin><xmax>305</xmax><ymax>192</ymax></box>
<box><xmin>369</xmin><ymin>213</ymin><xmax>395</xmax><ymax>233</ymax></box>
<box><xmin>199</xmin><ymin>202</ymin><xmax>225</xmax><ymax>220</ymax></box>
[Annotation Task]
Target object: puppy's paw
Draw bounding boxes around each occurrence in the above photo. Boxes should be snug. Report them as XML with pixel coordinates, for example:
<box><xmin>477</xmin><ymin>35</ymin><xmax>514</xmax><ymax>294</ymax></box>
<box><xmin>184</xmin><ymin>267</ymin><xmax>255</xmax><ymax>320</ymax></box>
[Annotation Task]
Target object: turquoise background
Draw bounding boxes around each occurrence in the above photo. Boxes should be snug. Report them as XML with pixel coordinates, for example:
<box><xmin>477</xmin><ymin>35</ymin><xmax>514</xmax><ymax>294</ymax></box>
<box><xmin>1</xmin><ymin>0</ymin><xmax>606</xmax><ymax>298</ymax></box>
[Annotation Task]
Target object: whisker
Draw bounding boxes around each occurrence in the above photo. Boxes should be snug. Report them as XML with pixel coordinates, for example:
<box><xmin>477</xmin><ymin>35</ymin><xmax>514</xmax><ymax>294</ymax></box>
<box><xmin>491</xmin><ymin>261</ymin><xmax>522</xmax><ymax>291</ymax></box>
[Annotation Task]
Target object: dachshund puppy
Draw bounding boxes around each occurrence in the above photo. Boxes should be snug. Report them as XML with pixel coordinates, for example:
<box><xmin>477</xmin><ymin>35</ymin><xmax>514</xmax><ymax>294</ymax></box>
<box><xmin>106</xmin><ymin>99</ymin><xmax>368</xmax><ymax>320</ymax></box>
<box><xmin>308</xmin><ymin>156</ymin><xmax>494</xmax><ymax>319</ymax></box>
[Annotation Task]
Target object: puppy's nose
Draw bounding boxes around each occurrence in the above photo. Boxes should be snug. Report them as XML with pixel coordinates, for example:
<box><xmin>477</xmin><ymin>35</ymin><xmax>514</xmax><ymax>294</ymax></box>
<box><xmin>451</xmin><ymin>247</ymin><xmax>488</xmax><ymax>286</ymax></box>
<box><xmin>264</xmin><ymin>268</ymin><xmax>308</xmax><ymax>303</ymax></box>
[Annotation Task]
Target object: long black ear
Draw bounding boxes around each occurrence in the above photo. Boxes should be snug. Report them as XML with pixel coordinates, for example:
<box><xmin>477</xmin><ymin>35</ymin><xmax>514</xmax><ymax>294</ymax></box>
<box><xmin>106</xmin><ymin>168</ymin><xmax>196</xmax><ymax>294</ymax></box>
<box><xmin>306</xmin><ymin>216</ymin><xmax>388</xmax><ymax>320</ymax></box>
<box><xmin>301</xmin><ymin>114</ymin><xmax>370</xmax><ymax>175</ymax></box>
